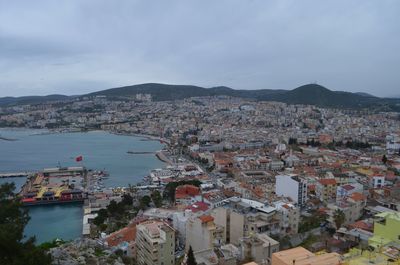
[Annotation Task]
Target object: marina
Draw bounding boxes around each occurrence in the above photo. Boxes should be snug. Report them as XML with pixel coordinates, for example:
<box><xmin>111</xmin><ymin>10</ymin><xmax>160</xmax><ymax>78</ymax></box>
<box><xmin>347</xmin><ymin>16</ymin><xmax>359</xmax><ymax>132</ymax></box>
<box><xmin>0</xmin><ymin>128</ymin><xmax>165</xmax><ymax>243</ymax></box>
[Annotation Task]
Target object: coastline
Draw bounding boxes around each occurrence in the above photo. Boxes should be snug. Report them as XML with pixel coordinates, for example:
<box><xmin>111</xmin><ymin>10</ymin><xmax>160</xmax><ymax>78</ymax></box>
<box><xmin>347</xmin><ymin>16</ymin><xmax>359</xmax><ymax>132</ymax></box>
<box><xmin>0</xmin><ymin>126</ymin><xmax>169</xmax><ymax>144</ymax></box>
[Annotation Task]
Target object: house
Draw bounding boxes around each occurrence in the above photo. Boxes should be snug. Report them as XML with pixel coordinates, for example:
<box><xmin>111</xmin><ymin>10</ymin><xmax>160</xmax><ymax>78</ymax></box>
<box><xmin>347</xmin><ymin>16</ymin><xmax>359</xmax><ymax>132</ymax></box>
<box><xmin>316</xmin><ymin>178</ymin><xmax>337</xmax><ymax>203</ymax></box>
<box><xmin>175</xmin><ymin>184</ymin><xmax>202</xmax><ymax>205</ymax></box>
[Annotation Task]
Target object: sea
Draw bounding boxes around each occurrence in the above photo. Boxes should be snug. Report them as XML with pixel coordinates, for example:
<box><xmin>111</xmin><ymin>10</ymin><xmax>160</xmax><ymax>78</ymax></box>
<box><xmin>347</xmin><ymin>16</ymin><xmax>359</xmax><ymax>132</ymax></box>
<box><xmin>0</xmin><ymin>128</ymin><xmax>165</xmax><ymax>243</ymax></box>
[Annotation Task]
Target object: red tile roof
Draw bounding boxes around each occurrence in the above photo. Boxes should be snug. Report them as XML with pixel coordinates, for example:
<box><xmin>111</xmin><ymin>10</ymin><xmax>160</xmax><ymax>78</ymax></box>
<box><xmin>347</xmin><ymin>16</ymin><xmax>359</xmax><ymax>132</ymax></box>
<box><xmin>318</xmin><ymin>178</ymin><xmax>337</xmax><ymax>185</ymax></box>
<box><xmin>348</xmin><ymin>220</ymin><xmax>373</xmax><ymax>232</ymax></box>
<box><xmin>106</xmin><ymin>225</ymin><xmax>137</xmax><ymax>247</ymax></box>
<box><xmin>175</xmin><ymin>185</ymin><xmax>200</xmax><ymax>199</ymax></box>
<box><xmin>186</xmin><ymin>202</ymin><xmax>209</xmax><ymax>213</ymax></box>
<box><xmin>349</xmin><ymin>192</ymin><xmax>366</xmax><ymax>202</ymax></box>
<box><xmin>199</xmin><ymin>215</ymin><xmax>214</xmax><ymax>224</ymax></box>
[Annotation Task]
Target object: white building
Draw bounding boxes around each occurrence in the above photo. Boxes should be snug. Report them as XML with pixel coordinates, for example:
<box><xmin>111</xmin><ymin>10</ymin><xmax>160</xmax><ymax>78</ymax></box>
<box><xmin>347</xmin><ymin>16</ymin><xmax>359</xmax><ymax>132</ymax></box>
<box><xmin>135</xmin><ymin>221</ymin><xmax>175</xmax><ymax>265</ymax></box>
<box><xmin>275</xmin><ymin>175</ymin><xmax>307</xmax><ymax>207</ymax></box>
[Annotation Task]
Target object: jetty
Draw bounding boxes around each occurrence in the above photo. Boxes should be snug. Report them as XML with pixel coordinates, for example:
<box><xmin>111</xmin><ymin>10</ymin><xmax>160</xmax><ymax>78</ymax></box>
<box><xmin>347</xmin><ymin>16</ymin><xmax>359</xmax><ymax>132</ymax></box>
<box><xmin>0</xmin><ymin>136</ymin><xmax>18</xmax><ymax>141</ymax></box>
<box><xmin>127</xmin><ymin>151</ymin><xmax>155</xmax><ymax>154</ymax></box>
<box><xmin>0</xmin><ymin>172</ymin><xmax>34</xmax><ymax>178</ymax></box>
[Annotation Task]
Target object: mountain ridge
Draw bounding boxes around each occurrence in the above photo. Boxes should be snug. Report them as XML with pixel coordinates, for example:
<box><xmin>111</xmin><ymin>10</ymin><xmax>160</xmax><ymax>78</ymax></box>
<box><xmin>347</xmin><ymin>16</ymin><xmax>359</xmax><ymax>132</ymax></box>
<box><xmin>1</xmin><ymin>83</ymin><xmax>399</xmax><ymax>111</ymax></box>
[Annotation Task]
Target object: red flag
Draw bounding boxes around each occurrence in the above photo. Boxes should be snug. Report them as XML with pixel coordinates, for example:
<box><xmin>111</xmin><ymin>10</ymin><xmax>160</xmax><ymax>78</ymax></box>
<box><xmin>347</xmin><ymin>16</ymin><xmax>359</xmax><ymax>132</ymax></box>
<box><xmin>75</xmin><ymin>155</ymin><xmax>83</xmax><ymax>162</ymax></box>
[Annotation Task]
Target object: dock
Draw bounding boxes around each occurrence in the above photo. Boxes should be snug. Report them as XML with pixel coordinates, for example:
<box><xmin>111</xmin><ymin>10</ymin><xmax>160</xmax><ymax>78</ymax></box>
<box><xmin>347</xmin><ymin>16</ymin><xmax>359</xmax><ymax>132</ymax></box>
<box><xmin>0</xmin><ymin>172</ymin><xmax>34</xmax><ymax>178</ymax></box>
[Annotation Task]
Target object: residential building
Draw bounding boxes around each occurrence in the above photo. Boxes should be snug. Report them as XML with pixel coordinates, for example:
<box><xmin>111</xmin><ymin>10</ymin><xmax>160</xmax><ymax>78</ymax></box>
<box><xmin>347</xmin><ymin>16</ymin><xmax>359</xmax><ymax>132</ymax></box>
<box><xmin>316</xmin><ymin>178</ymin><xmax>337</xmax><ymax>203</ymax></box>
<box><xmin>369</xmin><ymin>212</ymin><xmax>400</xmax><ymax>249</ymax></box>
<box><xmin>212</xmin><ymin>198</ymin><xmax>281</xmax><ymax>246</ymax></box>
<box><xmin>135</xmin><ymin>220</ymin><xmax>175</xmax><ymax>265</ymax></box>
<box><xmin>175</xmin><ymin>184</ymin><xmax>201</xmax><ymax>205</ymax></box>
<box><xmin>239</xmin><ymin>233</ymin><xmax>279</xmax><ymax>264</ymax></box>
<box><xmin>185</xmin><ymin>215</ymin><xmax>224</xmax><ymax>252</ymax></box>
<box><xmin>275</xmin><ymin>175</ymin><xmax>307</xmax><ymax>207</ymax></box>
<box><xmin>271</xmin><ymin>247</ymin><xmax>341</xmax><ymax>265</ymax></box>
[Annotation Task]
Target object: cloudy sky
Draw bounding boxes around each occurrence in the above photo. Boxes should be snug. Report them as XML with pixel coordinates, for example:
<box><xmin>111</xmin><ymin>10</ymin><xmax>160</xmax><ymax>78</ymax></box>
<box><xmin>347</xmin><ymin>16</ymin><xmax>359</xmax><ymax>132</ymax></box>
<box><xmin>0</xmin><ymin>0</ymin><xmax>399</xmax><ymax>97</ymax></box>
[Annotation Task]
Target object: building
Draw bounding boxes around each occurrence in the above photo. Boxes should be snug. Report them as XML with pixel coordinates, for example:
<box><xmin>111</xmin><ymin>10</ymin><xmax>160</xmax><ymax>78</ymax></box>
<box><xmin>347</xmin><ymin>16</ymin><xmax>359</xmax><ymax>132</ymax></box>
<box><xmin>329</xmin><ymin>192</ymin><xmax>367</xmax><ymax>227</ymax></box>
<box><xmin>316</xmin><ymin>178</ymin><xmax>337</xmax><ymax>203</ymax></box>
<box><xmin>271</xmin><ymin>247</ymin><xmax>341</xmax><ymax>265</ymax></box>
<box><xmin>274</xmin><ymin>202</ymin><xmax>300</xmax><ymax>235</ymax></box>
<box><xmin>239</xmin><ymin>233</ymin><xmax>279</xmax><ymax>264</ymax></box>
<box><xmin>212</xmin><ymin>198</ymin><xmax>282</xmax><ymax>246</ymax></box>
<box><xmin>336</xmin><ymin>183</ymin><xmax>364</xmax><ymax>202</ymax></box>
<box><xmin>135</xmin><ymin>220</ymin><xmax>175</xmax><ymax>265</ymax></box>
<box><xmin>369</xmin><ymin>211</ymin><xmax>400</xmax><ymax>249</ymax></box>
<box><xmin>185</xmin><ymin>215</ymin><xmax>224</xmax><ymax>252</ymax></box>
<box><xmin>175</xmin><ymin>184</ymin><xmax>201</xmax><ymax>205</ymax></box>
<box><xmin>275</xmin><ymin>175</ymin><xmax>307</xmax><ymax>207</ymax></box>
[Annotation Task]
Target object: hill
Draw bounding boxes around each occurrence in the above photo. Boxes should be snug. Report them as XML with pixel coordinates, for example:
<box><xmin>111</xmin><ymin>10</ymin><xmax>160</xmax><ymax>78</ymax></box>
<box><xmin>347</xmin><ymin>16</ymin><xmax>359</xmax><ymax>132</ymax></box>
<box><xmin>268</xmin><ymin>84</ymin><xmax>379</xmax><ymax>108</ymax></box>
<box><xmin>1</xmin><ymin>83</ymin><xmax>399</xmax><ymax>111</ymax></box>
<box><xmin>88</xmin><ymin>83</ymin><xmax>394</xmax><ymax>109</ymax></box>
<box><xmin>0</xmin><ymin>95</ymin><xmax>70</xmax><ymax>107</ymax></box>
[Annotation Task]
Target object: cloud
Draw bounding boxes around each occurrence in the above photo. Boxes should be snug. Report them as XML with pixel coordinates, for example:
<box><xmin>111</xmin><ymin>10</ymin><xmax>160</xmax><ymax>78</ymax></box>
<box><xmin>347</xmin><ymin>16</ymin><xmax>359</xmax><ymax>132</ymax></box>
<box><xmin>0</xmin><ymin>0</ymin><xmax>399</xmax><ymax>96</ymax></box>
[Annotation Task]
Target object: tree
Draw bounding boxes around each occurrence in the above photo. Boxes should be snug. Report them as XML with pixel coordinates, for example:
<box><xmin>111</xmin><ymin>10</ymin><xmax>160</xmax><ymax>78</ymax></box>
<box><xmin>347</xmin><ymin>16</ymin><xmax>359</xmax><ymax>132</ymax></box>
<box><xmin>151</xmin><ymin>190</ymin><xmax>163</xmax><ymax>208</ymax></box>
<box><xmin>122</xmin><ymin>194</ymin><xmax>133</xmax><ymax>206</ymax></box>
<box><xmin>93</xmin><ymin>208</ymin><xmax>108</xmax><ymax>226</ymax></box>
<box><xmin>187</xmin><ymin>246</ymin><xmax>197</xmax><ymax>265</ymax></box>
<box><xmin>382</xmin><ymin>155</ymin><xmax>388</xmax><ymax>164</ymax></box>
<box><xmin>333</xmin><ymin>209</ymin><xmax>346</xmax><ymax>229</ymax></box>
<box><xmin>0</xmin><ymin>183</ymin><xmax>52</xmax><ymax>265</ymax></box>
<box><xmin>139</xmin><ymin>195</ymin><xmax>151</xmax><ymax>209</ymax></box>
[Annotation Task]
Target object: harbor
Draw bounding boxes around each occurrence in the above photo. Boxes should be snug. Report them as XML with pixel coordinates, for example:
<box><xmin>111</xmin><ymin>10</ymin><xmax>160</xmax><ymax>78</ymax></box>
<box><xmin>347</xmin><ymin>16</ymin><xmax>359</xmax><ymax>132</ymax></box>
<box><xmin>19</xmin><ymin>167</ymin><xmax>110</xmax><ymax>206</ymax></box>
<box><xmin>0</xmin><ymin>128</ymin><xmax>165</xmax><ymax>243</ymax></box>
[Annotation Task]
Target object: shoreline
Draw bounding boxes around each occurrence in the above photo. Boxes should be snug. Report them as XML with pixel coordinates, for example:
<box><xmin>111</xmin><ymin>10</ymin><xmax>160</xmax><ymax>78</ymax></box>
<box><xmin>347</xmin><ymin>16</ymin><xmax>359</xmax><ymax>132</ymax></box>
<box><xmin>0</xmin><ymin>126</ymin><xmax>168</xmax><ymax>144</ymax></box>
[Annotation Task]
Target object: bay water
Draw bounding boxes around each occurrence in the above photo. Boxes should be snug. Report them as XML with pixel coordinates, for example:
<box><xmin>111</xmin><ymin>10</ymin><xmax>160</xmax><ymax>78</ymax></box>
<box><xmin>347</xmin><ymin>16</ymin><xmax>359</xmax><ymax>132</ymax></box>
<box><xmin>0</xmin><ymin>128</ymin><xmax>165</xmax><ymax>243</ymax></box>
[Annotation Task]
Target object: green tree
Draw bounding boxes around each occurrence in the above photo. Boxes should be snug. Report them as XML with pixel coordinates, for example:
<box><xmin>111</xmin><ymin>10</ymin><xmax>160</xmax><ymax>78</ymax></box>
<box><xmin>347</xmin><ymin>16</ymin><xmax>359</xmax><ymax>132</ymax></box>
<box><xmin>122</xmin><ymin>194</ymin><xmax>133</xmax><ymax>206</ymax></box>
<box><xmin>333</xmin><ymin>209</ymin><xmax>346</xmax><ymax>229</ymax></box>
<box><xmin>139</xmin><ymin>195</ymin><xmax>151</xmax><ymax>209</ymax></box>
<box><xmin>151</xmin><ymin>190</ymin><xmax>163</xmax><ymax>208</ymax></box>
<box><xmin>93</xmin><ymin>208</ymin><xmax>108</xmax><ymax>226</ymax></box>
<box><xmin>382</xmin><ymin>155</ymin><xmax>388</xmax><ymax>164</ymax></box>
<box><xmin>187</xmin><ymin>246</ymin><xmax>197</xmax><ymax>265</ymax></box>
<box><xmin>0</xmin><ymin>183</ymin><xmax>52</xmax><ymax>265</ymax></box>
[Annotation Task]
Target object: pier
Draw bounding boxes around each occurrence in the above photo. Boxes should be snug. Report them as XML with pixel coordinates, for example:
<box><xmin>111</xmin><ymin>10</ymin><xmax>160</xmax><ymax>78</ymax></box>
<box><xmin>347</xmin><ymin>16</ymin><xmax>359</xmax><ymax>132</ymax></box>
<box><xmin>0</xmin><ymin>172</ymin><xmax>34</xmax><ymax>178</ymax></box>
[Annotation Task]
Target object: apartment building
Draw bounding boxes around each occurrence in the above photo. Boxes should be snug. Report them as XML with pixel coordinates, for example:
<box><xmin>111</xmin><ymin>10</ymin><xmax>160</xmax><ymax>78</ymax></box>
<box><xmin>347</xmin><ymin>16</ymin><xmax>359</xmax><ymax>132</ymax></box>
<box><xmin>316</xmin><ymin>178</ymin><xmax>337</xmax><ymax>203</ymax></box>
<box><xmin>275</xmin><ymin>175</ymin><xmax>308</xmax><ymax>207</ymax></box>
<box><xmin>271</xmin><ymin>247</ymin><xmax>341</xmax><ymax>265</ymax></box>
<box><xmin>212</xmin><ymin>198</ymin><xmax>284</xmax><ymax>246</ymax></box>
<box><xmin>135</xmin><ymin>220</ymin><xmax>175</xmax><ymax>265</ymax></box>
<box><xmin>185</xmin><ymin>215</ymin><xmax>224</xmax><ymax>252</ymax></box>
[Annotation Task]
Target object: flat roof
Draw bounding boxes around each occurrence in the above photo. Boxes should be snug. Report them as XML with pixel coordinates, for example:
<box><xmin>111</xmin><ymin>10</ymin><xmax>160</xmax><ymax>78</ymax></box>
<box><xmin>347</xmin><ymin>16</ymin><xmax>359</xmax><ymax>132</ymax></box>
<box><xmin>272</xmin><ymin>247</ymin><xmax>341</xmax><ymax>265</ymax></box>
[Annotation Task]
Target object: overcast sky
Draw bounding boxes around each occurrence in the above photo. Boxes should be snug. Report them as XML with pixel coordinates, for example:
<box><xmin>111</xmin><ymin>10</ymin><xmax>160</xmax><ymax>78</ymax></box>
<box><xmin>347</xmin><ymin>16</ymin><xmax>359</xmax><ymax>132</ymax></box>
<box><xmin>0</xmin><ymin>0</ymin><xmax>399</xmax><ymax>97</ymax></box>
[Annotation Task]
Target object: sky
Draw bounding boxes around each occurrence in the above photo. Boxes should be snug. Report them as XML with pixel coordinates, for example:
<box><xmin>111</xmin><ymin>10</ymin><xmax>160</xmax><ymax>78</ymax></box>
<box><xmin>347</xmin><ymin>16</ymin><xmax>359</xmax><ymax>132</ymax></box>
<box><xmin>0</xmin><ymin>0</ymin><xmax>399</xmax><ymax>97</ymax></box>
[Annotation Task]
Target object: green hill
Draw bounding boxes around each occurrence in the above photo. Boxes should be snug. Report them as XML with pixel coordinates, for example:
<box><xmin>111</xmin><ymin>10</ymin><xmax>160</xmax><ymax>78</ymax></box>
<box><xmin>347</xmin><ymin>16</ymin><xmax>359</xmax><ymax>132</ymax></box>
<box><xmin>1</xmin><ymin>83</ymin><xmax>399</xmax><ymax>111</ymax></box>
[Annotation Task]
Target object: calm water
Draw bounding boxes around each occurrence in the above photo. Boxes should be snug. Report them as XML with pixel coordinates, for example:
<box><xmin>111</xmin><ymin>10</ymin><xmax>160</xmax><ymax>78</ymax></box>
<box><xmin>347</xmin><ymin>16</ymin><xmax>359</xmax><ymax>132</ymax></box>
<box><xmin>0</xmin><ymin>128</ymin><xmax>165</xmax><ymax>243</ymax></box>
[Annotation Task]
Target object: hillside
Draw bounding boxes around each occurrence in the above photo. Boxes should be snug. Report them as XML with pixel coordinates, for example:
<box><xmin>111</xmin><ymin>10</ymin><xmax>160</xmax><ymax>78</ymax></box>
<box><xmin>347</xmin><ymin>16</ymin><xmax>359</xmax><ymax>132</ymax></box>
<box><xmin>1</xmin><ymin>83</ymin><xmax>399</xmax><ymax>111</ymax></box>
<box><xmin>0</xmin><ymin>95</ymin><xmax>70</xmax><ymax>107</ymax></box>
<box><xmin>268</xmin><ymin>84</ymin><xmax>379</xmax><ymax>108</ymax></box>
<box><xmin>88</xmin><ymin>83</ymin><xmax>395</xmax><ymax>109</ymax></box>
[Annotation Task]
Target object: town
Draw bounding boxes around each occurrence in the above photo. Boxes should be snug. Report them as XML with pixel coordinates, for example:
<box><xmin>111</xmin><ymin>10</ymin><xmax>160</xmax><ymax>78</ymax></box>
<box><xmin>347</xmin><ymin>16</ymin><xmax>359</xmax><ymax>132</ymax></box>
<box><xmin>1</xmin><ymin>93</ymin><xmax>400</xmax><ymax>265</ymax></box>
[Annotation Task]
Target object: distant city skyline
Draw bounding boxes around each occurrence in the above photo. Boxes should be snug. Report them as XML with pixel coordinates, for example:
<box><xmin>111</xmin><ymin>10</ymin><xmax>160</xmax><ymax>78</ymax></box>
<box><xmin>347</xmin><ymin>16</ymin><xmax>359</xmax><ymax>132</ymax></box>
<box><xmin>0</xmin><ymin>0</ymin><xmax>399</xmax><ymax>97</ymax></box>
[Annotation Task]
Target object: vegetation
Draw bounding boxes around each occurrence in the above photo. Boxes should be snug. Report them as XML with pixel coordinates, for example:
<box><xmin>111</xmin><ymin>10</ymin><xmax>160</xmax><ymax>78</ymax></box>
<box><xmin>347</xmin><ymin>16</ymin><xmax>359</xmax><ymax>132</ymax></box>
<box><xmin>92</xmin><ymin>194</ymin><xmax>136</xmax><ymax>231</ymax></box>
<box><xmin>0</xmin><ymin>183</ymin><xmax>52</xmax><ymax>265</ymax></box>
<box><xmin>333</xmin><ymin>209</ymin><xmax>346</xmax><ymax>229</ymax></box>
<box><xmin>300</xmin><ymin>234</ymin><xmax>319</xmax><ymax>249</ymax></box>
<box><xmin>344</xmin><ymin>140</ymin><xmax>371</xmax><ymax>149</ymax></box>
<box><xmin>298</xmin><ymin>210</ymin><xmax>328</xmax><ymax>233</ymax></box>
<box><xmin>38</xmin><ymin>239</ymin><xmax>67</xmax><ymax>251</ymax></box>
<box><xmin>187</xmin><ymin>246</ymin><xmax>197</xmax><ymax>265</ymax></box>
<box><xmin>151</xmin><ymin>190</ymin><xmax>163</xmax><ymax>208</ymax></box>
<box><xmin>2</xmin><ymin>83</ymin><xmax>400</xmax><ymax>111</ymax></box>
<box><xmin>139</xmin><ymin>195</ymin><xmax>151</xmax><ymax>209</ymax></box>
<box><xmin>382</xmin><ymin>154</ymin><xmax>388</xmax><ymax>164</ymax></box>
